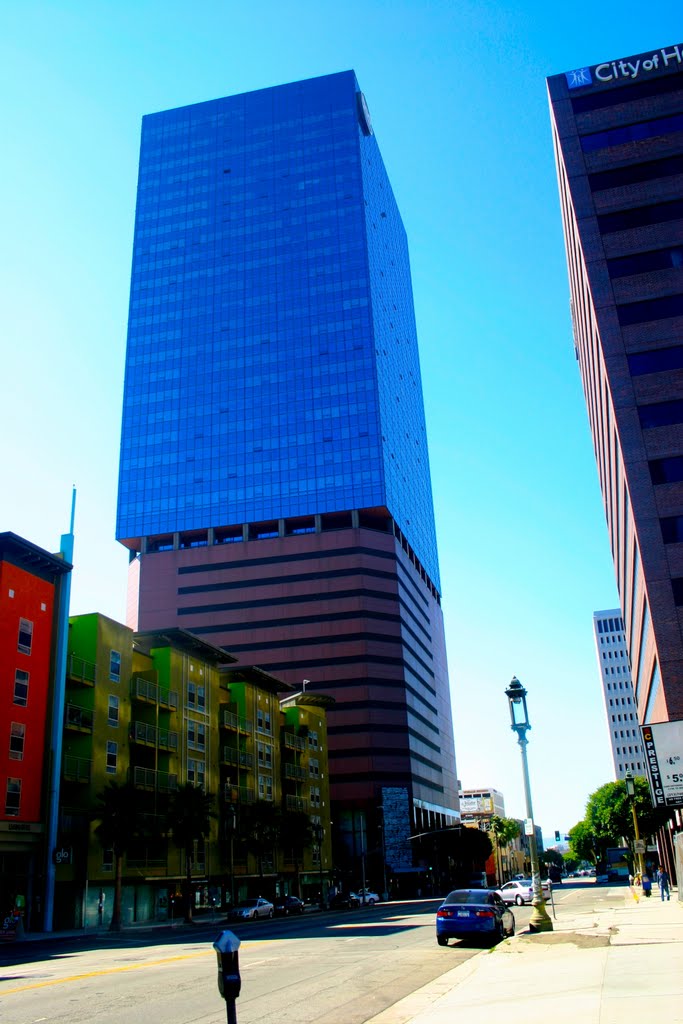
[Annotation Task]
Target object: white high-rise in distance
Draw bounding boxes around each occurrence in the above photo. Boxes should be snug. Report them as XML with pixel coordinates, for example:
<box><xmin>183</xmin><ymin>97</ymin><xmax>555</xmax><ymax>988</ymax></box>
<box><xmin>593</xmin><ymin>610</ymin><xmax>645</xmax><ymax>779</ymax></box>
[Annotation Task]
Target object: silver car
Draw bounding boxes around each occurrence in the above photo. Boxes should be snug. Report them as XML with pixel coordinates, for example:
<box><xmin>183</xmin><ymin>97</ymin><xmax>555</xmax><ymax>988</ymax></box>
<box><xmin>229</xmin><ymin>897</ymin><xmax>274</xmax><ymax>919</ymax></box>
<box><xmin>498</xmin><ymin>879</ymin><xmax>551</xmax><ymax>906</ymax></box>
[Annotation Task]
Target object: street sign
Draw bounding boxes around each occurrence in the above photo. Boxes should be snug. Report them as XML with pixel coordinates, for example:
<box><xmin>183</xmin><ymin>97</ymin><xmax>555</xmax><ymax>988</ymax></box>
<box><xmin>634</xmin><ymin>840</ymin><xmax>646</xmax><ymax>854</ymax></box>
<box><xmin>524</xmin><ymin>818</ymin><xmax>534</xmax><ymax>836</ymax></box>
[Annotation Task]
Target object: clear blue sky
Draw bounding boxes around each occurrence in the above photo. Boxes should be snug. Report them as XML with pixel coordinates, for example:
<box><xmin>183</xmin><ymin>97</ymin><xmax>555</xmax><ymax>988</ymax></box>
<box><xmin>2</xmin><ymin>2</ymin><xmax>680</xmax><ymax>838</ymax></box>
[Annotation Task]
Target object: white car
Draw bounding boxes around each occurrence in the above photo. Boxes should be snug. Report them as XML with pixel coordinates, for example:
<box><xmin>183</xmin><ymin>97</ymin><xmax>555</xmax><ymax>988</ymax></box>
<box><xmin>356</xmin><ymin>888</ymin><xmax>381</xmax><ymax>905</ymax></box>
<box><xmin>498</xmin><ymin>879</ymin><xmax>551</xmax><ymax>906</ymax></box>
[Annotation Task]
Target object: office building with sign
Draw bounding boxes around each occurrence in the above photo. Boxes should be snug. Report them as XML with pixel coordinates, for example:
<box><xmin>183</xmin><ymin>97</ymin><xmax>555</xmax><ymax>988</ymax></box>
<box><xmin>548</xmin><ymin>45</ymin><xmax>683</xmax><ymax>872</ymax></box>
<box><xmin>116</xmin><ymin>72</ymin><xmax>459</xmax><ymax>879</ymax></box>
<box><xmin>548</xmin><ymin>45</ymin><xmax>683</xmax><ymax>729</ymax></box>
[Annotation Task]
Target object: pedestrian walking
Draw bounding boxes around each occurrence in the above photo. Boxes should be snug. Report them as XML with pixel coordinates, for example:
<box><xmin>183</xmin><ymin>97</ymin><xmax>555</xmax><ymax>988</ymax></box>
<box><xmin>658</xmin><ymin>867</ymin><xmax>671</xmax><ymax>901</ymax></box>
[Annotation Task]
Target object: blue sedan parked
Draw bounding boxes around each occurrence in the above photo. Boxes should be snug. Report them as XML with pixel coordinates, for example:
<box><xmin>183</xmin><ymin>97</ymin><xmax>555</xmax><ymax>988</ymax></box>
<box><xmin>436</xmin><ymin>889</ymin><xmax>515</xmax><ymax>946</ymax></box>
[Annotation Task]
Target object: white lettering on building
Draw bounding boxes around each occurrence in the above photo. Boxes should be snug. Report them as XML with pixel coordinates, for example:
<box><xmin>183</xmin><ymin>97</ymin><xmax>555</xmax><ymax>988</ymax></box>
<box><xmin>594</xmin><ymin>45</ymin><xmax>681</xmax><ymax>84</ymax></box>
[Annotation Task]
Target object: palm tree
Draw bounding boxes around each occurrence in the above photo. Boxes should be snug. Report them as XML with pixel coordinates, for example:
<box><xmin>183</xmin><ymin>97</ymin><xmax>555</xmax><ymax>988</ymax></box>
<box><xmin>279</xmin><ymin>811</ymin><xmax>314</xmax><ymax>897</ymax></box>
<box><xmin>490</xmin><ymin>816</ymin><xmax>521</xmax><ymax>885</ymax></box>
<box><xmin>166</xmin><ymin>783</ymin><xmax>215</xmax><ymax>923</ymax></box>
<box><xmin>239</xmin><ymin>800</ymin><xmax>282</xmax><ymax>883</ymax></box>
<box><xmin>93</xmin><ymin>781</ymin><xmax>140</xmax><ymax>931</ymax></box>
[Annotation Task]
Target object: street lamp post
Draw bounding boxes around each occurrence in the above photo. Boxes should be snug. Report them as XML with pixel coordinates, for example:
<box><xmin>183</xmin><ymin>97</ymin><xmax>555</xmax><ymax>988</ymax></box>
<box><xmin>378</xmin><ymin>822</ymin><xmax>389</xmax><ymax>901</ymax></box>
<box><xmin>227</xmin><ymin>805</ymin><xmax>237</xmax><ymax>908</ymax></box>
<box><xmin>624</xmin><ymin>770</ymin><xmax>646</xmax><ymax>879</ymax></box>
<box><xmin>313</xmin><ymin>823</ymin><xmax>325</xmax><ymax>909</ymax></box>
<box><xmin>504</xmin><ymin>676</ymin><xmax>553</xmax><ymax>933</ymax></box>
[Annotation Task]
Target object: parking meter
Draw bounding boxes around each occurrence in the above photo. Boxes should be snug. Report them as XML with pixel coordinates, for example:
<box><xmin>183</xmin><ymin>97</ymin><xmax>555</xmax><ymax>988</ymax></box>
<box><xmin>213</xmin><ymin>930</ymin><xmax>241</xmax><ymax>1023</ymax></box>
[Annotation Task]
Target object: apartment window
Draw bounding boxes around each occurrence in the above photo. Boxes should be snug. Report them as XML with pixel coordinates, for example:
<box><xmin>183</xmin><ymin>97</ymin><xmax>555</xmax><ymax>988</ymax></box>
<box><xmin>308</xmin><ymin>730</ymin><xmax>319</xmax><ymax>749</ymax></box>
<box><xmin>108</xmin><ymin>695</ymin><xmax>119</xmax><ymax>727</ymax></box>
<box><xmin>109</xmin><ymin>650</ymin><xmax>121</xmax><ymax>683</ymax></box>
<box><xmin>9</xmin><ymin>723</ymin><xmax>26</xmax><ymax>760</ymax></box>
<box><xmin>188</xmin><ymin>682</ymin><xmax>206</xmax><ymax>710</ymax></box>
<box><xmin>102</xmin><ymin>848</ymin><xmax>114</xmax><ymax>872</ymax></box>
<box><xmin>257</xmin><ymin>709</ymin><xmax>272</xmax><ymax>734</ymax></box>
<box><xmin>310</xmin><ymin>786</ymin><xmax>321</xmax><ymax>807</ymax></box>
<box><xmin>13</xmin><ymin>669</ymin><xmax>29</xmax><ymax>706</ymax></box>
<box><xmin>106</xmin><ymin>741</ymin><xmax>118</xmax><ymax>774</ymax></box>
<box><xmin>5</xmin><ymin>778</ymin><xmax>21</xmax><ymax>816</ymax></box>
<box><xmin>257</xmin><ymin>742</ymin><xmax>273</xmax><ymax>768</ymax></box>
<box><xmin>309</xmin><ymin>758</ymin><xmax>320</xmax><ymax>777</ymax></box>
<box><xmin>17</xmin><ymin>618</ymin><xmax>33</xmax><ymax>655</ymax></box>
<box><xmin>188</xmin><ymin>758</ymin><xmax>206</xmax><ymax>788</ymax></box>
<box><xmin>258</xmin><ymin>774</ymin><xmax>273</xmax><ymax>801</ymax></box>
<box><xmin>188</xmin><ymin>721</ymin><xmax>206</xmax><ymax>751</ymax></box>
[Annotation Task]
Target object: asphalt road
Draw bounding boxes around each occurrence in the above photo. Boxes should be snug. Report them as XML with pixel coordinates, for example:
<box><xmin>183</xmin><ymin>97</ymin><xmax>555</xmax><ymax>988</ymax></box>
<box><xmin>0</xmin><ymin>898</ymin><xmax>516</xmax><ymax>1024</ymax></box>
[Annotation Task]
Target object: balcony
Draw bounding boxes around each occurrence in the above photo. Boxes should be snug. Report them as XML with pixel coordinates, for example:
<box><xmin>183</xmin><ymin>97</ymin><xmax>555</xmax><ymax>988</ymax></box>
<box><xmin>131</xmin><ymin>677</ymin><xmax>178</xmax><ymax>710</ymax></box>
<box><xmin>286</xmin><ymin>795</ymin><xmax>306</xmax><ymax>812</ymax></box>
<box><xmin>66</xmin><ymin>654</ymin><xmax>96</xmax><ymax>686</ymax></box>
<box><xmin>284</xmin><ymin>733</ymin><xmax>306</xmax><ymax>751</ymax></box>
<box><xmin>284</xmin><ymin>764</ymin><xmax>306</xmax><ymax>781</ymax></box>
<box><xmin>63</xmin><ymin>755</ymin><xmax>92</xmax><ymax>783</ymax></box>
<box><xmin>129</xmin><ymin>721</ymin><xmax>179</xmax><ymax>751</ymax></box>
<box><xmin>131</xmin><ymin>766</ymin><xmax>178</xmax><ymax>792</ymax></box>
<box><xmin>126</xmin><ymin>855</ymin><xmax>168</xmax><ymax>870</ymax></box>
<box><xmin>221</xmin><ymin>747</ymin><xmax>254</xmax><ymax>768</ymax></box>
<box><xmin>221</xmin><ymin>709</ymin><xmax>252</xmax><ymax>733</ymax></box>
<box><xmin>64</xmin><ymin>704</ymin><xmax>94</xmax><ymax>733</ymax></box>
<box><xmin>224</xmin><ymin>784</ymin><xmax>255</xmax><ymax>804</ymax></box>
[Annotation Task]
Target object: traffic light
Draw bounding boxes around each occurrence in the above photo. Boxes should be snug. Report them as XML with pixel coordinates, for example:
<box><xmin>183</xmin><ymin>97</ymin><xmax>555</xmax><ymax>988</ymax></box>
<box><xmin>554</xmin><ymin>830</ymin><xmax>561</xmax><ymax>842</ymax></box>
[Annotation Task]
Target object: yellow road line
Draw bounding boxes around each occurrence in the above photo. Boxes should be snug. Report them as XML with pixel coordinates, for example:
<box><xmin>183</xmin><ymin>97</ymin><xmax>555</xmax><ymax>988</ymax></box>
<box><xmin>0</xmin><ymin>949</ymin><xmax>212</xmax><ymax>996</ymax></box>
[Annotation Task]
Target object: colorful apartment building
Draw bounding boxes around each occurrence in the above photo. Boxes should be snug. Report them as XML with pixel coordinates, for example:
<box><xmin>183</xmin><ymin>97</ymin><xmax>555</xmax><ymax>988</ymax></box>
<box><xmin>53</xmin><ymin>615</ymin><xmax>334</xmax><ymax>928</ymax></box>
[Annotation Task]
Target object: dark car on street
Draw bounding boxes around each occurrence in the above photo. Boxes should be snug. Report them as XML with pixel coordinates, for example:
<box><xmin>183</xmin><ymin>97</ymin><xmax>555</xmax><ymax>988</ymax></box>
<box><xmin>328</xmin><ymin>891</ymin><xmax>360</xmax><ymax>910</ymax></box>
<box><xmin>435</xmin><ymin>888</ymin><xmax>515</xmax><ymax>947</ymax></box>
<box><xmin>273</xmin><ymin>895</ymin><xmax>306</xmax><ymax>916</ymax></box>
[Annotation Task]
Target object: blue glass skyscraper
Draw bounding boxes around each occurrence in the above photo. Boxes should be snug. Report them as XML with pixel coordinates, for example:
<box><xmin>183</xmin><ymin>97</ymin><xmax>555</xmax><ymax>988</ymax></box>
<box><xmin>118</xmin><ymin>72</ymin><xmax>459</xmax><ymax>883</ymax></box>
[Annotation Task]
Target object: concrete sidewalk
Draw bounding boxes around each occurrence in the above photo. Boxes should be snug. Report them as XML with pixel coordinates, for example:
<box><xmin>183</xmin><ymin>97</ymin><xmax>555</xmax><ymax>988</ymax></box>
<box><xmin>367</xmin><ymin>886</ymin><xmax>683</xmax><ymax>1024</ymax></box>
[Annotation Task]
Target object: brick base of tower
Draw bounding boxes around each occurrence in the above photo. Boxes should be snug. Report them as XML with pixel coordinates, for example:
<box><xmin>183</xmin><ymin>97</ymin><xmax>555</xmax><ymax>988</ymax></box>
<box><xmin>129</xmin><ymin>517</ymin><xmax>459</xmax><ymax>822</ymax></box>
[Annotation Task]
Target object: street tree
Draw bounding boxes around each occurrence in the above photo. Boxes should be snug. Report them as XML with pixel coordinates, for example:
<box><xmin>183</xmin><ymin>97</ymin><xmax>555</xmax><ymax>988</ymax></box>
<box><xmin>93</xmin><ymin>781</ymin><xmax>141</xmax><ymax>931</ymax></box>
<box><xmin>571</xmin><ymin>778</ymin><xmax>667</xmax><ymax>868</ymax></box>
<box><xmin>166</xmin><ymin>783</ymin><xmax>216</xmax><ymax>923</ymax></box>
<box><xmin>279</xmin><ymin>810</ymin><xmax>314</xmax><ymax>897</ymax></box>
<box><xmin>568</xmin><ymin>819</ymin><xmax>600</xmax><ymax>866</ymax></box>
<box><xmin>489</xmin><ymin>816</ymin><xmax>521</xmax><ymax>883</ymax></box>
<box><xmin>541</xmin><ymin>848</ymin><xmax>565</xmax><ymax>869</ymax></box>
<box><xmin>239</xmin><ymin>800</ymin><xmax>282</xmax><ymax>883</ymax></box>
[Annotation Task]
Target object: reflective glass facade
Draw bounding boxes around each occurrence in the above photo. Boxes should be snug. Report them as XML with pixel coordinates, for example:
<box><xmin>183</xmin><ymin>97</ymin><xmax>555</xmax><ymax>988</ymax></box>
<box><xmin>117</xmin><ymin>71</ymin><xmax>440</xmax><ymax>590</ymax></box>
